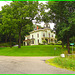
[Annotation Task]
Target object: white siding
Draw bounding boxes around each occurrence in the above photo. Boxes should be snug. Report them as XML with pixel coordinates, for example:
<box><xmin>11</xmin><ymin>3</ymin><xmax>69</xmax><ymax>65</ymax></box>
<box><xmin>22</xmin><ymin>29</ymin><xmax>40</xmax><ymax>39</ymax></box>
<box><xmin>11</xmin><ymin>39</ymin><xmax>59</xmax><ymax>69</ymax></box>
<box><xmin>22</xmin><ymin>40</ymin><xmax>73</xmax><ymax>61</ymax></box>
<box><xmin>24</xmin><ymin>29</ymin><xmax>56</xmax><ymax>45</ymax></box>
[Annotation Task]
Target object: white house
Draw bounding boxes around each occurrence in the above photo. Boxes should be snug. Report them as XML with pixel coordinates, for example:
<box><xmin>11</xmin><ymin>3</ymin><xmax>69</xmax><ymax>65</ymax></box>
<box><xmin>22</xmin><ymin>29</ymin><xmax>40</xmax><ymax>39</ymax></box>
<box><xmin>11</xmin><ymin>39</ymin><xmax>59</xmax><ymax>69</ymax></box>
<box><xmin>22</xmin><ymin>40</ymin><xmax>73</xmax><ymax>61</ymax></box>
<box><xmin>23</xmin><ymin>24</ymin><xmax>57</xmax><ymax>46</ymax></box>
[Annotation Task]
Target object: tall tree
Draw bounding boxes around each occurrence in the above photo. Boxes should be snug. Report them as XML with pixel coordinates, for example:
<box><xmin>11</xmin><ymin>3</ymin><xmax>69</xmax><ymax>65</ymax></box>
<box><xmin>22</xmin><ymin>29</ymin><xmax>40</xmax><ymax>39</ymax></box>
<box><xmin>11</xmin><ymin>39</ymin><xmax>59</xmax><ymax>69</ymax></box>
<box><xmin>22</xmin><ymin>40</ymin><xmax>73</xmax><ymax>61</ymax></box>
<box><xmin>40</xmin><ymin>1</ymin><xmax>75</xmax><ymax>53</ymax></box>
<box><xmin>10</xmin><ymin>1</ymin><xmax>38</xmax><ymax>48</ymax></box>
<box><xmin>1</xmin><ymin>4</ymin><xmax>17</xmax><ymax>47</ymax></box>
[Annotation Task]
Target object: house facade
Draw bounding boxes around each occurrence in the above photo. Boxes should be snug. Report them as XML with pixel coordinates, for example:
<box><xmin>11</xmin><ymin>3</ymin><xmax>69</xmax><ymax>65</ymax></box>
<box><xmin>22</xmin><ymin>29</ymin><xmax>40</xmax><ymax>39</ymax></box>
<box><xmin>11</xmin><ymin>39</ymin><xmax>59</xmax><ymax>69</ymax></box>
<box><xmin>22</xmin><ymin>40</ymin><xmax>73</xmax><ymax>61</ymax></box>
<box><xmin>23</xmin><ymin>24</ymin><xmax>57</xmax><ymax>46</ymax></box>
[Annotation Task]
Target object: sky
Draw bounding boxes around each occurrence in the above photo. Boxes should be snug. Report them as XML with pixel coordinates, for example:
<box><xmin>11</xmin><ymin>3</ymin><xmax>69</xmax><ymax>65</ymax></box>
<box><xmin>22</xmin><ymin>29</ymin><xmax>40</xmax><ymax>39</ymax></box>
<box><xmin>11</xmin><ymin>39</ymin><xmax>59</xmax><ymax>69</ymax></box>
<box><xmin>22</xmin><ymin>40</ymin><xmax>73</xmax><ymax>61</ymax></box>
<box><xmin>0</xmin><ymin>1</ymin><xmax>54</xmax><ymax>29</ymax></box>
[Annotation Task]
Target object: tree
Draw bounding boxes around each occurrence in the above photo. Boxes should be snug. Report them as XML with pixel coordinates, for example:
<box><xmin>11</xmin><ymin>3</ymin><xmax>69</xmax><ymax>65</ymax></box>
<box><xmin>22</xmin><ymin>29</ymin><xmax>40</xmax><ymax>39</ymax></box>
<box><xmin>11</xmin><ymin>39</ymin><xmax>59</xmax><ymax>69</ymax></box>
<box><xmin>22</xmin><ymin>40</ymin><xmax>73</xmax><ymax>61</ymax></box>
<box><xmin>1</xmin><ymin>4</ymin><xmax>17</xmax><ymax>47</ymax></box>
<box><xmin>1</xmin><ymin>1</ymin><xmax>38</xmax><ymax>48</ymax></box>
<box><xmin>40</xmin><ymin>1</ymin><xmax>75</xmax><ymax>53</ymax></box>
<box><xmin>10</xmin><ymin>1</ymin><xmax>38</xmax><ymax>48</ymax></box>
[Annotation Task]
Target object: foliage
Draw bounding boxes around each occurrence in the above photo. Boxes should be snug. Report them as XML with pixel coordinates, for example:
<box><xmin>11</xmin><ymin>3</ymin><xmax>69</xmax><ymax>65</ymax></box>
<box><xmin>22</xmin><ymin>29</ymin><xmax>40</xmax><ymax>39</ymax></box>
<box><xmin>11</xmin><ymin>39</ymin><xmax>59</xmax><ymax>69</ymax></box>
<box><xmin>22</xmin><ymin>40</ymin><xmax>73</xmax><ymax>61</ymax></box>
<box><xmin>56</xmin><ymin>41</ymin><xmax>62</xmax><ymax>45</ymax></box>
<box><xmin>40</xmin><ymin>1</ymin><xmax>75</xmax><ymax>53</ymax></box>
<box><xmin>48</xmin><ymin>42</ymin><xmax>55</xmax><ymax>45</ymax></box>
<box><xmin>0</xmin><ymin>43</ymin><xmax>10</xmax><ymax>47</ymax></box>
<box><xmin>39</xmin><ymin>43</ymin><xmax>43</xmax><ymax>45</ymax></box>
<box><xmin>64</xmin><ymin>50</ymin><xmax>68</xmax><ymax>55</ymax></box>
<box><xmin>0</xmin><ymin>1</ymin><xmax>39</xmax><ymax>48</ymax></box>
<box><xmin>70</xmin><ymin>36</ymin><xmax>75</xmax><ymax>44</ymax></box>
<box><xmin>46</xmin><ymin>56</ymin><xmax>75</xmax><ymax>71</ymax></box>
<box><xmin>42</xmin><ymin>40</ymin><xmax>47</xmax><ymax>45</ymax></box>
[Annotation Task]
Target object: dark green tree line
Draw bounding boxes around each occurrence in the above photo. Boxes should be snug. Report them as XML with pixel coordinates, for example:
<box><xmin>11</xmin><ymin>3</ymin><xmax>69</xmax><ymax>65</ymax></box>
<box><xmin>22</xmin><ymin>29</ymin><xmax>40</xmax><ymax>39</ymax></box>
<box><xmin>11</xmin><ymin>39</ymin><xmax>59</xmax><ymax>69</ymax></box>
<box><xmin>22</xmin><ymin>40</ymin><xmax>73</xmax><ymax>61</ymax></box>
<box><xmin>39</xmin><ymin>1</ymin><xmax>75</xmax><ymax>53</ymax></box>
<box><xmin>0</xmin><ymin>1</ymin><xmax>38</xmax><ymax>48</ymax></box>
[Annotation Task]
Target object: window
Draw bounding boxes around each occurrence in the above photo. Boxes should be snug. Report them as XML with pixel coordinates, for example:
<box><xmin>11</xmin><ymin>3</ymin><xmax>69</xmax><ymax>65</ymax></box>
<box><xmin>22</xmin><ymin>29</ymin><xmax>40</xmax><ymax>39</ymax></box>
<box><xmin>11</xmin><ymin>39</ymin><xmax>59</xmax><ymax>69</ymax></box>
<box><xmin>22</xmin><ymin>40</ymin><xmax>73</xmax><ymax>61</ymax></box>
<box><xmin>38</xmin><ymin>39</ymin><xmax>39</xmax><ymax>44</ymax></box>
<box><xmin>32</xmin><ymin>35</ymin><xmax>33</xmax><ymax>38</ymax></box>
<box><xmin>49</xmin><ymin>39</ymin><xmax>50</xmax><ymax>43</ymax></box>
<box><xmin>27</xmin><ymin>37</ymin><xmax>29</xmax><ymax>39</ymax></box>
<box><xmin>37</xmin><ymin>34</ymin><xmax>39</xmax><ymax>38</ymax></box>
<box><xmin>52</xmin><ymin>35</ymin><xmax>53</xmax><ymax>37</ymax></box>
<box><xmin>49</xmin><ymin>33</ymin><xmax>50</xmax><ymax>37</ymax></box>
<box><xmin>43</xmin><ymin>33</ymin><xmax>45</xmax><ymax>37</ymax></box>
<box><xmin>32</xmin><ymin>40</ymin><xmax>34</xmax><ymax>44</ymax></box>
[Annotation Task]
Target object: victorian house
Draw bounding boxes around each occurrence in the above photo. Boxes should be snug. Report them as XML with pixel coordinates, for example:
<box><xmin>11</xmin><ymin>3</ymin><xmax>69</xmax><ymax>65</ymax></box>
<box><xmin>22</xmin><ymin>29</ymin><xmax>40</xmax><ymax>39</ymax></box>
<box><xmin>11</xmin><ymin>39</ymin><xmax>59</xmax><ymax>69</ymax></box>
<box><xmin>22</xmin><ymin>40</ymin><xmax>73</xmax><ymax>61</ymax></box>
<box><xmin>23</xmin><ymin>24</ymin><xmax>57</xmax><ymax>46</ymax></box>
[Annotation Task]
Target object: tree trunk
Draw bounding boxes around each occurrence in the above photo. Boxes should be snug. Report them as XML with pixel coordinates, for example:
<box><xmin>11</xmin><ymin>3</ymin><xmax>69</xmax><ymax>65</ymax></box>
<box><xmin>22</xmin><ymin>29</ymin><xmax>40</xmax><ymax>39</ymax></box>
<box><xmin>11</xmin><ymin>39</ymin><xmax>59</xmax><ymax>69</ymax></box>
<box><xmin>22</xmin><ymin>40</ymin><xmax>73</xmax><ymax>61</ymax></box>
<box><xmin>62</xmin><ymin>41</ymin><xmax>64</xmax><ymax>48</ymax></box>
<box><xmin>67</xmin><ymin>36</ymin><xmax>70</xmax><ymax>54</ymax></box>
<box><xmin>5</xmin><ymin>35</ymin><xmax>7</xmax><ymax>43</ymax></box>
<box><xmin>66</xmin><ymin>43</ymin><xmax>68</xmax><ymax>49</ymax></box>
<box><xmin>10</xmin><ymin>38</ymin><xmax>12</xmax><ymax>48</ymax></box>
<box><xmin>18</xmin><ymin>31</ymin><xmax>21</xmax><ymax>48</ymax></box>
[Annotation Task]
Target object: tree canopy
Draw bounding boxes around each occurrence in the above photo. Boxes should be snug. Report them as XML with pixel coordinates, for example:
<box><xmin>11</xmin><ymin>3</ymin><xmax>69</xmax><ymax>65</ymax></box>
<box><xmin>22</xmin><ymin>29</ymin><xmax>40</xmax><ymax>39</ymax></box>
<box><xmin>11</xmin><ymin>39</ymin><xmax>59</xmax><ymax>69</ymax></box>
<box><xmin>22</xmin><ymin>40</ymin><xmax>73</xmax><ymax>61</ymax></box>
<box><xmin>0</xmin><ymin>1</ymin><xmax>39</xmax><ymax>48</ymax></box>
<box><xmin>40</xmin><ymin>1</ymin><xmax>75</xmax><ymax>53</ymax></box>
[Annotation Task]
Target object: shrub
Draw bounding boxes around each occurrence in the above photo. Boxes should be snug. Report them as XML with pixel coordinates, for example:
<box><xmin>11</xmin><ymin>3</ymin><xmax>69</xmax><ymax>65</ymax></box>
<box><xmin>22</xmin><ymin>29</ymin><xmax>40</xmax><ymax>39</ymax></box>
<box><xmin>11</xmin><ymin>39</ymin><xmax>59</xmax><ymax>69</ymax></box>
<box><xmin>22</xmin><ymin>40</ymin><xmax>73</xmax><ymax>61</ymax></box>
<box><xmin>73</xmin><ymin>51</ymin><xmax>75</xmax><ymax>54</ymax></box>
<box><xmin>39</xmin><ymin>43</ymin><xmax>43</xmax><ymax>45</ymax></box>
<box><xmin>42</xmin><ymin>40</ymin><xmax>47</xmax><ymax>45</ymax></box>
<box><xmin>0</xmin><ymin>43</ymin><xmax>10</xmax><ymax>47</ymax></box>
<box><xmin>12</xmin><ymin>42</ymin><xmax>17</xmax><ymax>46</ymax></box>
<box><xmin>52</xmin><ymin>57</ymin><xmax>75</xmax><ymax>71</ymax></box>
<box><xmin>56</xmin><ymin>41</ymin><xmax>62</xmax><ymax>45</ymax></box>
<box><xmin>64</xmin><ymin>50</ymin><xmax>68</xmax><ymax>55</ymax></box>
<box><xmin>48</xmin><ymin>42</ymin><xmax>55</xmax><ymax>45</ymax></box>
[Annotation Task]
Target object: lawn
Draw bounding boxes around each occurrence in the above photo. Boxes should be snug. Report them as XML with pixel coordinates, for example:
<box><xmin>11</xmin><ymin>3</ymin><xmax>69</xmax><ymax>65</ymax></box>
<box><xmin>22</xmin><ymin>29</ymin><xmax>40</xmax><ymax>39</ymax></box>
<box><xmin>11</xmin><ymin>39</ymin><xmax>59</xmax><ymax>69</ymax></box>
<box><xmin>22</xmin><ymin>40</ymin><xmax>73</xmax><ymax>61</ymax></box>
<box><xmin>0</xmin><ymin>45</ymin><xmax>75</xmax><ymax>56</ymax></box>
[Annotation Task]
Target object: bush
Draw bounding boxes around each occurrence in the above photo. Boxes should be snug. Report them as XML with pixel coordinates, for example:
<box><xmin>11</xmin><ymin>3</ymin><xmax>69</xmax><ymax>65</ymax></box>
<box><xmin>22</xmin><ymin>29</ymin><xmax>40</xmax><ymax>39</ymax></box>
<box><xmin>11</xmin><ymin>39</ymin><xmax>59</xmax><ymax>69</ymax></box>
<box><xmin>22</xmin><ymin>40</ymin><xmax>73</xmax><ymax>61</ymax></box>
<box><xmin>73</xmin><ymin>51</ymin><xmax>75</xmax><ymax>54</ymax></box>
<box><xmin>12</xmin><ymin>42</ymin><xmax>17</xmax><ymax>46</ymax></box>
<box><xmin>51</xmin><ymin>57</ymin><xmax>75</xmax><ymax>71</ymax></box>
<box><xmin>48</xmin><ymin>42</ymin><xmax>55</xmax><ymax>45</ymax></box>
<box><xmin>0</xmin><ymin>43</ymin><xmax>10</xmax><ymax>47</ymax></box>
<box><xmin>56</xmin><ymin>41</ymin><xmax>62</xmax><ymax>45</ymax></box>
<box><xmin>39</xmin><ymin>43</ymin><xmax>43</xmax><ymax>45</ymax></box>
<box><xmin>0</xmin><ymin>42</ymin><xmax>17</xmax><ymax>47</ymax></box>
<box><xmin>42</xmin><ymin>40</ymin><xmax>47</xmax><ymax>45</ymax></box>
<box><xmin>64</xmin><ymin>50</ymin><xmax>68</xmax><ymax>55</ymax></box>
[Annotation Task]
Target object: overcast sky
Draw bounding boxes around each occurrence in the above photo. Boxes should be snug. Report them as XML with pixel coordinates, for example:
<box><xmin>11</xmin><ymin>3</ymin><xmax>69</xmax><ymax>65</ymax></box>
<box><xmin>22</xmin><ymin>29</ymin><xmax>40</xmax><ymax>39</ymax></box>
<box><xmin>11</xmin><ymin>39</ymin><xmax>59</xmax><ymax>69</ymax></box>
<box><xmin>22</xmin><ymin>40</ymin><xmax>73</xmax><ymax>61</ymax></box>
<box><xmin>0</xmin><ymin>1</ymin><xmax>54</xmax><ymax>29</ymax></box>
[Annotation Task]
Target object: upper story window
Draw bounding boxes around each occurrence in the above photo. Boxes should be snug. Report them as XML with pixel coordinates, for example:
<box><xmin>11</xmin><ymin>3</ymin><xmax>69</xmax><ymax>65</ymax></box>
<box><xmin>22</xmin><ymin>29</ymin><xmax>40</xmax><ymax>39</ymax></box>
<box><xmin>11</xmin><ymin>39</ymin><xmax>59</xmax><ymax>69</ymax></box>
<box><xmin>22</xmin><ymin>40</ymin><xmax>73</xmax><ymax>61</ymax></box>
<box><xmin>37</xmin><ymin>34</ymin><xmax>39</xmax><ymax>38</ymax></box>
<box><xmin>32</xmin><ymin>35</ymin><xmax>33</xmax><ymax>38</ymax></box>
<box><xmin>49</xmin><ymin>33</ymin><xmax>50</xmax><ymax>37</ymax></box>
<box><xmin>38</xmin><ymin>39</ymin><xmax>39</xmax><ymax>44</ymax></box>
<box><xmin>43</xmin><ymin>33</ymin><xmax>45</xmax><ymax>37</ymax></box>
<box><xmin>27</xmin><ymin>36</ymin><xmax>29</xmax><ymax>39</ymax></box>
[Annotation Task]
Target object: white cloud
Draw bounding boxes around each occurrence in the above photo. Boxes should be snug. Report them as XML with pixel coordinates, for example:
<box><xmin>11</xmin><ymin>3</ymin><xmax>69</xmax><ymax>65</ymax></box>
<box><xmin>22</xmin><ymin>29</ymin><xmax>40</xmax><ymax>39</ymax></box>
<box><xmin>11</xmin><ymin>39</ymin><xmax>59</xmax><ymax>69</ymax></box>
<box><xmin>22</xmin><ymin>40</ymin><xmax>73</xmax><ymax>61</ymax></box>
<box><xmin>0</xmin><ymin>1</ymin><xmax>12</xmax><ymax>11</ymax></box>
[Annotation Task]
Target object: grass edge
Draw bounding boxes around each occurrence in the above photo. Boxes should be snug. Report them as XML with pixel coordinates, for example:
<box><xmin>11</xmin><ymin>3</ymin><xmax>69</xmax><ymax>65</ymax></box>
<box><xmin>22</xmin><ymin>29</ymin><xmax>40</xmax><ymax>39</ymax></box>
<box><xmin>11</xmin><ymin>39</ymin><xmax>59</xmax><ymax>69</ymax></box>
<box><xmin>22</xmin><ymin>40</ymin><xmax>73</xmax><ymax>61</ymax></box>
<box><xmin>45</xmin><ymin>58</ymin><xmax>75</xmax><ymax>72</ymax></box>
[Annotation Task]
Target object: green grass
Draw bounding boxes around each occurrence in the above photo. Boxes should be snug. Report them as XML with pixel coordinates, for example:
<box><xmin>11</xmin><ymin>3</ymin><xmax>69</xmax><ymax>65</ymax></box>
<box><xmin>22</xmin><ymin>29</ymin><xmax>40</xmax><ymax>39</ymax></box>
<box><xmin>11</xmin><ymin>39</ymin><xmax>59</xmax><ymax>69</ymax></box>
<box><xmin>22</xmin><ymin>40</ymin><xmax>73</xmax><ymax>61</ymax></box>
<box><xmin>0</xmin><ymin>45</ymin><xmax>75</xmax><ymax>56</ymax></box>
<box><xmin>46</xmin><ymin>56</ymin><xmax>75</xmax><ymax>71</ymax></box>
<box><xmin>0</xmin><ymin>45</ymin><xmax>63</xmax><ymax>56</ymax></box>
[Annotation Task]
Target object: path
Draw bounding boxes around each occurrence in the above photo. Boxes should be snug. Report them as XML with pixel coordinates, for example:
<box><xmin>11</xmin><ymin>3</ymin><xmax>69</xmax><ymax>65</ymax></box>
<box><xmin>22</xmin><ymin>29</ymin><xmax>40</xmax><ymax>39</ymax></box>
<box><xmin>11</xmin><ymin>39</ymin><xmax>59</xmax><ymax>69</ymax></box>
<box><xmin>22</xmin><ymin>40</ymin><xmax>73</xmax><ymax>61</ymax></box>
<box><xmin>0</xmin><ymin>56</ymin><xmax>75</xmax><ymax>74</ymax></box>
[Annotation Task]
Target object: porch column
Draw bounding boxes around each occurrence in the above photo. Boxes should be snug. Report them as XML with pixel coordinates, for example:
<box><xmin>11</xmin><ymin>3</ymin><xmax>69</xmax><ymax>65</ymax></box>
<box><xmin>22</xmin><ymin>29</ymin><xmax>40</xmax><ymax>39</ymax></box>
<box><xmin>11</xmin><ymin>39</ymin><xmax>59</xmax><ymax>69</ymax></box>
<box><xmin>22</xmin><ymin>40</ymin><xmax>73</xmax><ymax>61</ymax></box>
<box><xmin>48</xmin><ymin>39</ymin><xmax>49</xmax><ymax>44</ymax></box>
<box><xmin>26</xmin><ymin>42</ymin><xmax>27</xmax><ymax>46</ymax></box>
<box><xmin>44</xmin><ymin>38</ymin><xmax>45</xmax><ymax>40</ymax></box>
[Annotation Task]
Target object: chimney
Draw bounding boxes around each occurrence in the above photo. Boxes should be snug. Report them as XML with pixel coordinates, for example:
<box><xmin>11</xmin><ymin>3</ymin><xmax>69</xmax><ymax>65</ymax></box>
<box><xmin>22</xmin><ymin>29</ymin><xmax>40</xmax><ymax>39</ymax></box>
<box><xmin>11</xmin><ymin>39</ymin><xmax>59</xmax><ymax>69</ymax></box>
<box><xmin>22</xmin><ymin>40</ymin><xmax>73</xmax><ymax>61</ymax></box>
<box><xmin>37</xmin><ymin>26</ymin><xmax>38</xmax><ymax>30</ymax></box>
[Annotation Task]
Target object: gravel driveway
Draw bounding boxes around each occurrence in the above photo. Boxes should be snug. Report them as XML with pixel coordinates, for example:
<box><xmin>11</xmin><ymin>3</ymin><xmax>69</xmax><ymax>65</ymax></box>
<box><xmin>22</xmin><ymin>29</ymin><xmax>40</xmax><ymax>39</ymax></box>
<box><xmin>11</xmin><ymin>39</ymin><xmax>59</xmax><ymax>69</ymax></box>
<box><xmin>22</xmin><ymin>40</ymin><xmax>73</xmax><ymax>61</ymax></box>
<box><xmin>0</xmin><ymin>56</ymin><xmax>75</xmax><ymax>74</ymax></box>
